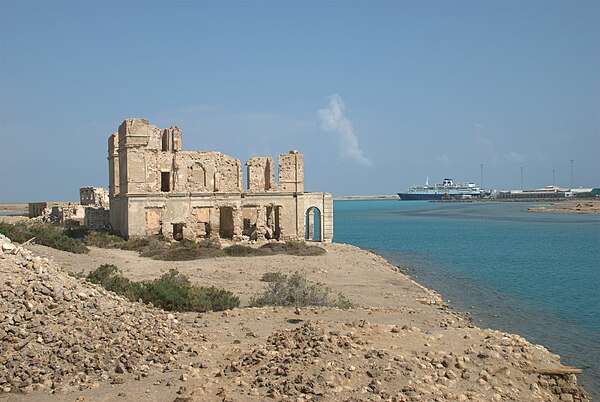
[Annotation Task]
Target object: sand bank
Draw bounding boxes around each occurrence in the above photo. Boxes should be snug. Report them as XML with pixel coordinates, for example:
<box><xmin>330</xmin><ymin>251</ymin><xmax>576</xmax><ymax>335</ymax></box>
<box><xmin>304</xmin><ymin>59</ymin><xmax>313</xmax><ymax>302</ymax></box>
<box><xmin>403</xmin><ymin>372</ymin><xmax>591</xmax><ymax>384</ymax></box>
<box><xmin>528</xmin><ymin>200</ymin><xmax>600</xmax><ymax>214</ymax></box>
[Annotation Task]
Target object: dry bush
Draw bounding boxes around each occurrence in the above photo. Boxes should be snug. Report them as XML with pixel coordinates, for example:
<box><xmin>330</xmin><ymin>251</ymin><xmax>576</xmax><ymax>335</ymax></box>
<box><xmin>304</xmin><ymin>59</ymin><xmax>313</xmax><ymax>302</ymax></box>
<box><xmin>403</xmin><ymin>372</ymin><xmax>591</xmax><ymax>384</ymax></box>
<box><xmin>250</xmin><ymin>271</ymin><xmax>353</xmax><ymax>309</ymax></box>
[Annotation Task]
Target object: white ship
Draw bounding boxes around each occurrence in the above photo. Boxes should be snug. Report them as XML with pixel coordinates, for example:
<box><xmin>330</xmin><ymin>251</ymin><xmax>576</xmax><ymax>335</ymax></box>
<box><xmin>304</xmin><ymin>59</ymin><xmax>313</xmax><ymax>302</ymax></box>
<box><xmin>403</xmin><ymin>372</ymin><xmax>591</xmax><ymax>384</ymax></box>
<box><xmin>398</xmin><ymin>178</ymin><xmax>483</xmax><ymax>200</ymax></box>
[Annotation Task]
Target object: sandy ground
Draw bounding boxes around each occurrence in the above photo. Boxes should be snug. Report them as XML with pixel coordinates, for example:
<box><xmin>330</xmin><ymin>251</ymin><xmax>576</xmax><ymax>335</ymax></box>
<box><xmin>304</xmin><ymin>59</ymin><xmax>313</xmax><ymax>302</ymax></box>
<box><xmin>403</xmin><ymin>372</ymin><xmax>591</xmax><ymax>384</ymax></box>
<box><xmin>0</xmin><ymin>242</ymin><xmax>585</xmax><ymax>401</ymax></box>
<box><xmin>25</xmin><ymin>243</ymin><xmax>438</xmax><ymax>310</ymax></box>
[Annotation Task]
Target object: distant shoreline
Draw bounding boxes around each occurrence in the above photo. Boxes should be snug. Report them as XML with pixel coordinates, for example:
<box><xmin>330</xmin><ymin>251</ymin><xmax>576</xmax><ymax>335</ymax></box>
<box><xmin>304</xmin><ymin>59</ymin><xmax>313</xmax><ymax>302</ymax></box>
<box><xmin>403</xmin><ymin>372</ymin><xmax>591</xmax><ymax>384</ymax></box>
<box><xmin>0</xmin><ymin>203</ymin><xmax>27</xmax><ymax>216</ymax></box>
<box><xmin>334</xmin><ymin>195</ymin><xmax>398</xmax><ymax>200</ymax></box>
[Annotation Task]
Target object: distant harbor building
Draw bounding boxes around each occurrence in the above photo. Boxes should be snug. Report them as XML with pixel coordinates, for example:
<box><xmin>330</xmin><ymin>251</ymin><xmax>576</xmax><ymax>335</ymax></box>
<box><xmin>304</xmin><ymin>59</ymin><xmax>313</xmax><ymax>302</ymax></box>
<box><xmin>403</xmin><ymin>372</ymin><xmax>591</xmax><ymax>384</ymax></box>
<box><xmin>497</xmin><ymin>186</ymin><xmax>593</xmax><ymax>199</ymax></box>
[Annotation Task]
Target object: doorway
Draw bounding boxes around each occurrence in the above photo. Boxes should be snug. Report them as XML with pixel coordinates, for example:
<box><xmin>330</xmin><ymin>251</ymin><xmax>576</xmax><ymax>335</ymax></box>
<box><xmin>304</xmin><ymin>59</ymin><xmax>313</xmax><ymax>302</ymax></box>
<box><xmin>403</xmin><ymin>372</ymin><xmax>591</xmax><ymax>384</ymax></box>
<box><xmin>305</xmin><ymin>207</ymin><xmax>321</xmax><ymax>241</ymax></box>
<box><xmin>219</xmin><ymin>207</ymin><xmax>234</xmax><ymax>239</ymax></box>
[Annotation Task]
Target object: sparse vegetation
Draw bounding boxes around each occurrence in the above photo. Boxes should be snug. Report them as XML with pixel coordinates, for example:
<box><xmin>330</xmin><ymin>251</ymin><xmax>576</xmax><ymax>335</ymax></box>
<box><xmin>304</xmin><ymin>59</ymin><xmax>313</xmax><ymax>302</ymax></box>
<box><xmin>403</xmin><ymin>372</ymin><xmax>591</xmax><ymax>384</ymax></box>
<box><xmin>83</xmin><ymin>230</ymin><xmax>127</xmax><ymax>248</ymax></box>
<box><xmin>223</xmin><ymin>244</ymin><xmax>260</xmax><ymax>256</ymax></box>
<box><xmin>85</xmin><ymin>265</ymin><xmax>240</xmax><ymax>312</ymax></box>
<box><xmin>259</xmin><ymin>240</ymin><xmax>326</xmax><ymax>256</ymax></box>
<box><xmin>0</xmin><ymin>220</ymin><xmax>326</xmax><ymax>260</ymax></box>
<box><xmin>260</xmin><ymin>271</ymin><xmax>288</xmax><ymax>282</ymax></box>
<box><xmin>250</xmin><ymin>271</ymin><xmax>353</xmax><ymax>309</ymax></box>
<box><xmin>0</xmin><ymin>221</ymin><xmax>89</xmax><ymax>254</ymax></box>
<box><xmin>135</xmin><ymin>239</ymin><xmax>325</xmax><ymax>261</ymax></box>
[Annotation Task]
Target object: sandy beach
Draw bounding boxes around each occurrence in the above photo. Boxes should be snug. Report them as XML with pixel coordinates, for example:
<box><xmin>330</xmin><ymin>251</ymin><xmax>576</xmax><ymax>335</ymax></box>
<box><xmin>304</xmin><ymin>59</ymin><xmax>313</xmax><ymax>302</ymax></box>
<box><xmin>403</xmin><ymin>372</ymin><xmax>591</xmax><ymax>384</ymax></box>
<box><xmin>0</xmin><ymin>233</ymin><xmax>590</xmax><ymax>401</ymax></box>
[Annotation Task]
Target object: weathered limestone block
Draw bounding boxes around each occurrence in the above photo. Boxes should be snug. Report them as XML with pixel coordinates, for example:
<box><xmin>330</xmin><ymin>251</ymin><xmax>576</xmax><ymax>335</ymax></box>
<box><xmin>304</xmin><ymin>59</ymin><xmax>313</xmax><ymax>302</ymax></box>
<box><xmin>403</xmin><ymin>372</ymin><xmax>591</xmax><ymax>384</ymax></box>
<box><xmin>84</xmin><ymin>207</ymin><xmax>111</xmax><ymax>231</ymax></box>
<box><xmin>277</xmin><ymin>151</ymin><xmax>304</xmax><ymax>193</ymax></box>
<box><xmin>145</xmin><ymin>207</ymin><xmax>163</xmax><ymax>236</ymax></box>
<box><xmin>246</xmin><ymin>157</ymin><xmax>274</xmax><ymax>191</ymax></box>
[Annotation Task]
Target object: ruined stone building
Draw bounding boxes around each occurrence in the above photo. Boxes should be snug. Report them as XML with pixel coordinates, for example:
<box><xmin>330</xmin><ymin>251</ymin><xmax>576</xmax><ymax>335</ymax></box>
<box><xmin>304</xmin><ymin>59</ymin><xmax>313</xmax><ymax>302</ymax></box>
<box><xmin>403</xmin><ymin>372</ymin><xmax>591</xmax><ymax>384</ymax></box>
<box><xmin>108</xmin><ymin>118</ymin><xmax>333</xmax><ymax>242</ymax></box>
<box><xmin>28</xmin><ymin>187</ymin><xmax>110</xmax><ymax>230</ymax></box>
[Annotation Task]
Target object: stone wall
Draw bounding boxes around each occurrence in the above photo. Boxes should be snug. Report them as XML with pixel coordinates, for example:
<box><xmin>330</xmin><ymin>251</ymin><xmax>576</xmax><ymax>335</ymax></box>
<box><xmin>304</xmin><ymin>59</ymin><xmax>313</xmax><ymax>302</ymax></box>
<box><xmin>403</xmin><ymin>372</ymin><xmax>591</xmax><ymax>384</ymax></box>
<box><xmin>246</xmin><ymin>157</ymin><xmax>274</xmax><ymax>192</ymax></box>
<box><xmin>84</xmin><ymin>207</ymin><xmax>111</xmax><ymax>231</ymax></box>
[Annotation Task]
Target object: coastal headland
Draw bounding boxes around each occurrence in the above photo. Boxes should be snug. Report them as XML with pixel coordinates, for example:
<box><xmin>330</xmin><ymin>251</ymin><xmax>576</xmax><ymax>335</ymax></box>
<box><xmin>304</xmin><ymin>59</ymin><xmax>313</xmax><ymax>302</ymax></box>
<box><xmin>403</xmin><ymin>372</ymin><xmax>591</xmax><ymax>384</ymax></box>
<box><xmin>0</xmin><ymin>230</ymin><xmax>590</xmax><ymax>401</ymax></box>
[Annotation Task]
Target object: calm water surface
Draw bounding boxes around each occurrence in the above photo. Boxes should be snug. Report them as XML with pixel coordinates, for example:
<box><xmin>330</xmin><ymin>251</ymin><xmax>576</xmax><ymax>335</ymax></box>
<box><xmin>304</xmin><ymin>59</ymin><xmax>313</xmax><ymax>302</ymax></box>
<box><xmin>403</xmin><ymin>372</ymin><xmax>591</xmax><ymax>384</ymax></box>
<box><xmin>333</xmin><ymin>200</ymin><xmax>600</xmax><ymax>398</ymax></box>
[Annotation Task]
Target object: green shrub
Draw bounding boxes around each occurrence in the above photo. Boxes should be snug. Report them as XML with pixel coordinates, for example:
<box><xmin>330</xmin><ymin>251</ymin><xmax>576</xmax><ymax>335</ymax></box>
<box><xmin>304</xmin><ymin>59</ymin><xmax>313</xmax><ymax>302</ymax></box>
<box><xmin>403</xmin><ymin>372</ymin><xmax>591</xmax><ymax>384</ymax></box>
<box><xmin>260</xmin><ymin>272</ymin><xmax>288</xmax><ymax>282</ymax></box>
<box><xmin>120</xmin><ymin>236</ymin><xmax>166</xmax><ymax>252</ymax></box>
<box><xmin>86</xmin><ymin>263</ymin><xmax>119</xmax><ymax>284</ymax></box>
<box><xmin>0</xmin><ymin>221</ymin><xmax>88</xmax><ymax>254</ymax></box>
<box><xmin>85</xmin><ymin>266</ymin><xmax>239</xmax><ymax>312</ymax></box>
<box><xmin>138</xmin><ymin>269</ymin><xmax>192</xmax><ymax>311</ymax></box>
<box><xmin>86</xmin><ymin>264</ymin><xmax>140</xmax><ymax>298</ymax></box>
<box><xmin>187</xmin><ymin>285</ymin><xmax>241</xmax><ymax>312</ymax></box>
<box><xmin>335</xmin><ymin>293</ymin><xmax>355</xmax><ymax>309</ymax></box>
<box><xmin>250</xmin><ymin>271</ymin><xmax>352</xmax><ymax>309</ymax></box>
<box><xmin>0</xmin><ymin>221</ymin><xmax>31</xmax><ymax>243</ymax></box>
<box><xmin>64</xmin><ymin>226</ymin><xmax>89</xmax><ymax>239</ymax></box>
<box><xmin>84</xmin><ymin>231</ymin><xmax>127</xmax><ymax>248</ymax></box>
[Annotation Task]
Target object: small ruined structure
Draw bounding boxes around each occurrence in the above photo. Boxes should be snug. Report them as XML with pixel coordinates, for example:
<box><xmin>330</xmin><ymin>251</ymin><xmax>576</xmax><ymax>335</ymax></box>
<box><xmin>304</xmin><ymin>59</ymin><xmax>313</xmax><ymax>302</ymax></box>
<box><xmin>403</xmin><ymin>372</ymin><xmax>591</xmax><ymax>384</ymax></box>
<box><xmin>79</xmin><ymin>187</ymin><xmax>109</xmax><ymax>208</ymax></box>
<box><xmin>108</xmin><ymin>118</ymin><xmax>333</xmax><ymax>242</ymax></box>
<box><xmin>28</xmin><ymin>202</ymin><xmax>84</xmax><ymax>225</ymax></box>
<box><xmin>28</xmin><ymin>187</ymin><xmax>110</xmax><ymax>230</ymax></box>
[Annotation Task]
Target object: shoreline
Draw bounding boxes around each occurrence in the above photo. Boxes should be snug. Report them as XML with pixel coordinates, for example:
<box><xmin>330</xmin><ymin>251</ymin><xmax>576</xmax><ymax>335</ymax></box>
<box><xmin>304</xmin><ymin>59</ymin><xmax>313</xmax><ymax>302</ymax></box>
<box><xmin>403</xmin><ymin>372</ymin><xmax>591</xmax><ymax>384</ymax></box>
<box><xmin>330</xmin><ymin>198</ymin><xmax>600</xmax><ymax>215</ymax></box>
<box><xmin>0</xmin><ymin>232</ymin><xmax>590</xmax><ymax>401</ymax></box>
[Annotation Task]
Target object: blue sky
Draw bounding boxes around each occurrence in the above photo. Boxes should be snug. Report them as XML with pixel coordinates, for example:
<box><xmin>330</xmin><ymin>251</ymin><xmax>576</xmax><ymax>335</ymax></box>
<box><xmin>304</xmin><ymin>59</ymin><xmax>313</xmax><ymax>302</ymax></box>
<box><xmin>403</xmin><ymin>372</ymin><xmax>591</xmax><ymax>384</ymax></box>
<box><xmin>1</xmin><ymin>0</ymin><xmax>598</xmax><ymax>201</ymax></box>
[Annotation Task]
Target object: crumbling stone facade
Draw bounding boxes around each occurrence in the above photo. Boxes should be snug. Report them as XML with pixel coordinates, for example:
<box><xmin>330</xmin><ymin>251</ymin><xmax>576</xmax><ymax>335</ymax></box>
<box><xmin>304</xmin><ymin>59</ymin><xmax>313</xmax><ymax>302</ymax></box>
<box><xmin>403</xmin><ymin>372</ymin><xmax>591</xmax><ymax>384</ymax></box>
<box><xmin>80</xmin><ymin>187</ymin><xmax>109</xmax><ymax>208</ymax></box>
<box><xmin>108</xmin><ymin>118</ymin><xmax>333</xmax><ymax>242</ymax></box>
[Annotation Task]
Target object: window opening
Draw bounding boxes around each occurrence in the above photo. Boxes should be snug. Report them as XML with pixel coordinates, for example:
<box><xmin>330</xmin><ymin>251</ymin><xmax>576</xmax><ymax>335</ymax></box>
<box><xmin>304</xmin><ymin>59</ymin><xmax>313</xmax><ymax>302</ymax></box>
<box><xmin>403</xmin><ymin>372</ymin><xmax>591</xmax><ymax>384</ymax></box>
<box><xmin>162</xmin><ymin>132</ymin><xmax>169</xmax><ymax>151</ymax></box>
<box><xmin>172</xmin><ymin>223</ymin><xmax>184</xmax><ymax>241</ymax></box>
<box><xmin>161</xmin><ymin>172</ymin><xmax>170</xmax><ymax>192</ymax></box>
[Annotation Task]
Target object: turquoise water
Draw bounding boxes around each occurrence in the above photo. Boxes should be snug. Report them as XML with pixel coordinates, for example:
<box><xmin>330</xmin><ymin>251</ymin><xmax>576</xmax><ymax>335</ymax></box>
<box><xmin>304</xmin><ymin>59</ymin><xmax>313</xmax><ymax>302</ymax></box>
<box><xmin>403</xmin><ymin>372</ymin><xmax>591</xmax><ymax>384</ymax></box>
<box><xmin>334</xmin><ymin>200</ymin><xmax>600</xmax><ymax>397</ymax></box>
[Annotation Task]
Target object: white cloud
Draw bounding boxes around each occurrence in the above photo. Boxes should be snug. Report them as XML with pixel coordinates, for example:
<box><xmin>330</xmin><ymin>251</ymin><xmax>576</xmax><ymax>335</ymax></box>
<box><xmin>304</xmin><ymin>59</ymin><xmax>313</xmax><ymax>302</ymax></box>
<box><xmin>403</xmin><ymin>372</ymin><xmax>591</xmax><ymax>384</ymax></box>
<box><xmin>318</xmin><ymin>94</ymin><xmax>372</xmax><ymax>166</ymax></box>
<box><xmin>507</xmin><ymin>150</ymin><xmax>525</xmax><ymax>164</ymax></box>
<box><xmin>473</xmin><ymin>123</ymin><xmax>526</xmax><ymax>165</ymax></box>
<box><xmin>436</xmin><ymin>154</ymin><xmax>452</xmax><ymax>168</ymax></box>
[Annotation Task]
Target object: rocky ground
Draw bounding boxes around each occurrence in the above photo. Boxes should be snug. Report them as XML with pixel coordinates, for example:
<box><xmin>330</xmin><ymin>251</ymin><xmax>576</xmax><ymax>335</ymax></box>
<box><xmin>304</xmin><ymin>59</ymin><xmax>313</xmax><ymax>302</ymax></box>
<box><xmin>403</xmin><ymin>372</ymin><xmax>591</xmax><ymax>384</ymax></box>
<box><xmin>0</xmin><ymin>234</ymin><xmax>591</xmax><ymax>401</ymax></box>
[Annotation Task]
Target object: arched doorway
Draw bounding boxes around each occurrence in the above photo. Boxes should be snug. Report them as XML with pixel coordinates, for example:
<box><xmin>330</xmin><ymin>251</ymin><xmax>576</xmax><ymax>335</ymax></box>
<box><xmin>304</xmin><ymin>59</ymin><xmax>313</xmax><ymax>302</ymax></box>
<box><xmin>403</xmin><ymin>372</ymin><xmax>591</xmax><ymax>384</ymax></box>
<box><xmin>305</xmin><ymin>207</ymin><xmax>321</xmax><ymax>241</ymax></box>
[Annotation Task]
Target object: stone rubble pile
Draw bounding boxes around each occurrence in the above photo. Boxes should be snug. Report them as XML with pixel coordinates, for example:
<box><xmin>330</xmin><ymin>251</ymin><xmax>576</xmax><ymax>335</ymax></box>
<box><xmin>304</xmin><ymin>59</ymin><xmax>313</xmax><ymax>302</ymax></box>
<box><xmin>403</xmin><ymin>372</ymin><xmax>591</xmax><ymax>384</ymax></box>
<box><xmin>223</xmin><ymin>321</ymin><xmax>589</xmax><ymax>401</ymax></box>
<box><xmin>0</xmin><ymin>234</ymin><xmax>204</xmax><ymax>395</ymax></box>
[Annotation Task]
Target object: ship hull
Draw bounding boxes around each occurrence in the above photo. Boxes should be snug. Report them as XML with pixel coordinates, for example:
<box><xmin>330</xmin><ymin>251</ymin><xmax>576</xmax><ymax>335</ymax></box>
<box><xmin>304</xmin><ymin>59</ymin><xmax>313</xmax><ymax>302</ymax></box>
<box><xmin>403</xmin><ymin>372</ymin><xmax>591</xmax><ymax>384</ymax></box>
<box><xmin>397</xmin><ymin>193</ymin><xmax>444</xmax><ymax>201</ymax></box>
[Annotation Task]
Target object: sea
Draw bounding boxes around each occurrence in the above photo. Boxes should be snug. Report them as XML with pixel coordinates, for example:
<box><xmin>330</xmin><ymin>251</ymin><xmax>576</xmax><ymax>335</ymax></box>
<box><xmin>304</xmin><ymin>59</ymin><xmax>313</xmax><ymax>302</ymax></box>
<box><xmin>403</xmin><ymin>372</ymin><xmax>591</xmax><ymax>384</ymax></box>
<box><xmin>333</xmin><ymin>200</ymin><xmax>600</xmax><ymax>398</ymax></box>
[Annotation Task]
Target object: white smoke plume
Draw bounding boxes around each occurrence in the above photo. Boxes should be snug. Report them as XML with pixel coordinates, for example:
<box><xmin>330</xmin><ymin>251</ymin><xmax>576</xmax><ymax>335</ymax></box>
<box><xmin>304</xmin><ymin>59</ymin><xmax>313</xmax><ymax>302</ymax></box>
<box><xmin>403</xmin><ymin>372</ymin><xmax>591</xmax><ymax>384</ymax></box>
<box><xmin>318</xmin><ymin>94</ymin><xmax>372</xmax><ymax>166</ymax></box>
